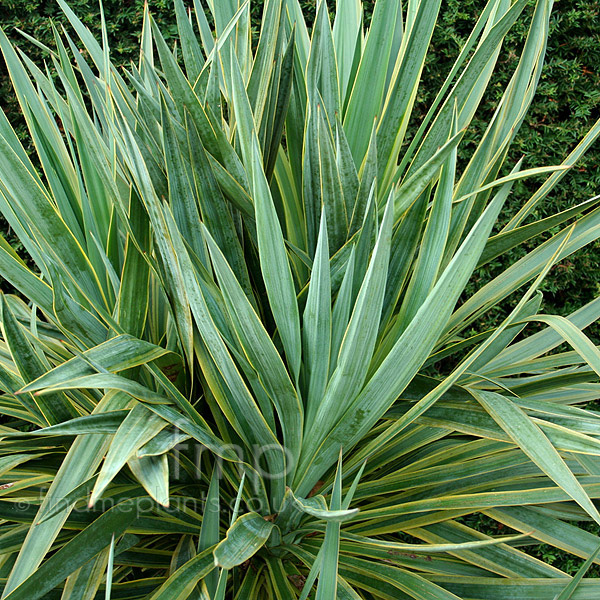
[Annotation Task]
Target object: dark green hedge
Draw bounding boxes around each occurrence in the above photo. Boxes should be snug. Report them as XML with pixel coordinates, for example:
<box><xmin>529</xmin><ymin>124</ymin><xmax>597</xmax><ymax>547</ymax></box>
<box><xmin>1</xmin><ymin>0</ymin><xmax>599</xmax><ymax>321</ymax></box>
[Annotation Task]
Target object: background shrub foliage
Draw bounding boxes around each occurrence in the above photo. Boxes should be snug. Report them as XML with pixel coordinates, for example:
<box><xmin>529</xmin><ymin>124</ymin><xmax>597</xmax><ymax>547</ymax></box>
<box><xmin>0</xmin><ymin>0</ymin><xmax>600</xmax><ymax>600</ymax></box>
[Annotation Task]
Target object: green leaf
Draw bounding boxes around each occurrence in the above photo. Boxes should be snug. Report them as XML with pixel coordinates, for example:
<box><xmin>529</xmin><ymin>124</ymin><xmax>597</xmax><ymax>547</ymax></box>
<box><xmin>199</xmin><ymin>467</ymin><xmax>220</xmax><ymax>597</ymax></box>
<box><xmin>250</xmin><ymin>136</ymin><xmax>302</xmax><ymax>381</ymax></box>
<box><xmin>296</xmin><ymin>176</ymin><xmax>509</xmax><ymax>495</ymax></box>
<box><xmin>307</xmin><ymin>0</ymin><xmax>340</xmax><ymax>126</ymax></box>
<box><xmin>392</xmin><ymin>127</ymin><xmax>464</xmax><ymax>222</ymax></box>
<box><xmin>148</xmin><ymin>547</ymin><xmax>216</xmax><ymax>600</ymax></box>
<box><xmin>3</xmin><ymin>501</ymin><xmax>139</xmax><ymax>600</ymax></box>
<box><xmin>316</xmin><ymin>453</ymin><xmax>343</xmax><ymax>600</ymax></box>
<box><xmin>174</xmin><ymin>0</ymin><xmax>204</xmax><ymax>81</ymax></box>
<box><xmin>471</xmin><ymin>389</ymin><xmax>600</xmax><ymax>524</ymax></box>
<box><xmin>553</xmin><ymin>544</ymin><xmax>600</xmax><ymax>600</ymax></box>
<box><xmin>3</xmin><ymin>393</ymin><xmax>128</xmax><ymax>593</ymax></box>
<box><xmin>185</xmin><ymin>115</ymin><xmax>254</xmax><ymax>305</ymax></box>
<box><xmin>90</xmin><ymin>403</ymin><xmax>168</xmax><ymax>506</ymax></box>
<box><xmin>343</xmin><ymin>0</ymin><xmax>401</xmax><ymax>165</ymax></box>
<box><xmin>213</xmin><ymin>513</ymin><xmax>274</xmax><ymax>569</ymax></box>
<box><xmin>18</xmin><ymin>335</ymin><xmax>173</xmax><ymax>395</ymax></box>
<box><xmin>128</xmin><ymin>454</ymin><xmax>170</xmax><ymax>507</ymax></box>
<box><xmin>105</xmin><ymin>534</ymin><xmax>115</xmax><ymax>600</ymax></box>
<box><xmin>61</xmin><ymin>545</ymin><xmax>110</xmax><ymax>600</ymax></box>
<box><xmin>204</xmin><ymin>227</ymin><xmax>303</xmax><ymax>462</ymax></box>
<box><xmin>303</xmin><ymin>212</ymin><xmax>332</xmax><ymax>424</ymax></box>
<box><xmin>478</xmin><ymin>195</ymin><xmax>600</xmax><ymax>268</ymax></box>
<box><xmin>304</xmin><ymin>196</ymin><xmax>393</xmax><ymax>453</ymax></box>
<box><xmin>333</xmin><ymin>0</ymin><xmax>361</xmax><ymax>103</ymax></box>
<box><xmin>290</xmin><ymin>491</ymin><xmax>358</xmax><ymax>523</ymax></box>
<box><xmin>5</xmin><ymin>412</ymin><xmax>127</xmax><ymax>437</ymax></box>
<box><xmin>1</xmin><ymin>295</ymin><xmax>77</xmax><ymax>425</ymax></box>
<box><xmin>377</xmin><ymin>0</ymin><xmax>442</xmax><ymax>190</ymax></box>
<box><xmin>396</xmin><ymin>107</ymin><xmax>457</xmax><ymax>329</ymax></box>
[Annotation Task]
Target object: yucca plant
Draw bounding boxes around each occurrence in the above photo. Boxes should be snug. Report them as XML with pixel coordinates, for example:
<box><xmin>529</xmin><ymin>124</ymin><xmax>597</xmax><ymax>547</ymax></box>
<box><xmin>1</xmin><ymin>0</ymin><xmax>600</xmax><ymax>597</ymax></box>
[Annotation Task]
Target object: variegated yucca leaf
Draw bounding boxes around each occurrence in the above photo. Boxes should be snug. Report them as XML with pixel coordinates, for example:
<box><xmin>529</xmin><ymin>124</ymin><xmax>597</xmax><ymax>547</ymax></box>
<box><xmin>0</xmin><ymin>0</ymin><xmax>599</xmax><ymax>598</ymax></box>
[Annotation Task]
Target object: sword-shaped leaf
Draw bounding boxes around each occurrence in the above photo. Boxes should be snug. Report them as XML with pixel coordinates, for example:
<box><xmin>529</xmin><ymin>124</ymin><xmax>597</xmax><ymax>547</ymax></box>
<box><xmin>213</xmin><ymin>513</ymin><xmax>274</xmax><ymax>569</ymax></box>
